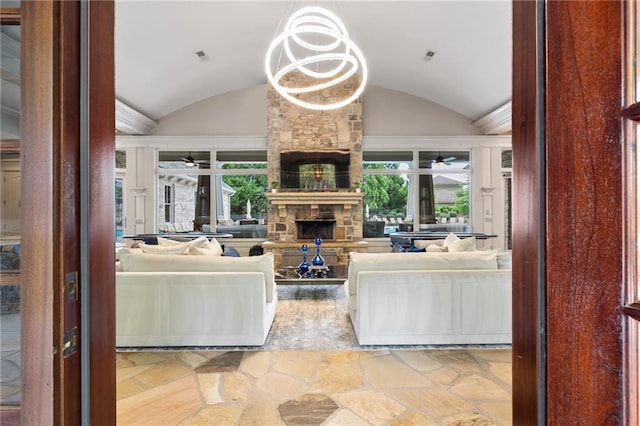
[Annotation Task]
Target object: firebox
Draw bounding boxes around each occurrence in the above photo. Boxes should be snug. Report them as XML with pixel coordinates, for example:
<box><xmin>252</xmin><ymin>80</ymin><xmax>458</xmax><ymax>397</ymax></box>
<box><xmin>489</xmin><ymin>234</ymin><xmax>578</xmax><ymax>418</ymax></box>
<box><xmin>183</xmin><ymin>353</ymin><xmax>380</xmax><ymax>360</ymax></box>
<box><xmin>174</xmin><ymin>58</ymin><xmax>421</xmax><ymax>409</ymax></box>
<box><xmin>296</xmin><ymin>219</ymin><xmax>336</xmax><ymax>240</ymax></box>
<box><xmin>280</xmin><ymin>150</ymin><xmax>350</xmax><ymax>190</ymax></box>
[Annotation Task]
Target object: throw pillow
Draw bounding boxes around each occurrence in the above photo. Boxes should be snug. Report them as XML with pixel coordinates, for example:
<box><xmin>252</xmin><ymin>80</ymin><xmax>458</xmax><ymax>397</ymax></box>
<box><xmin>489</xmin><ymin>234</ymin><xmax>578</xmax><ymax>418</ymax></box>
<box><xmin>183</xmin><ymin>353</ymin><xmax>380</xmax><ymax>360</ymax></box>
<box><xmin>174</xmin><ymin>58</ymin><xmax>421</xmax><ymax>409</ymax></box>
<box><xmin>138</xmin><ymin>241</ymin><xmax>190</xmax><ymax>254</ymax></box>
<box><xmin>407</xmin><ymin>245</ymin><xmax>426</xmax><ymax>252</ymax></box>
<box><xmin>223</xmin><ymin>246</ymin><xmax>241</xmax><ymax>257</ymax></box>
<box><xmin>447</xmin><ymin>236</ymin><xmax>476</xmax><ymax>252</ymax></box>
<box><xmin>426</xmin><ymin>244</ymin><xmax>446</xmax><ymax>252</ymax></box>
<box><xmin>156</xmin><ymin>236</ymin><xmax>183</xmax><ymax>246</ymax></box>
<box><xmin>189</xmin><ymin>238</ymin><xmax>223</xmax><ymax>256</ymax></box>
<box><xmin>414</xmin><ymin>239</ymin><xmax>445</xmax><ymax>249</ymax></box>
<box><xmin>208</xmin><ymin>238</ymin><xmax>224</xmax><ymax>256</ymax></box>
<box><xmin>442</xmin><ymin>232</ymin><xmax>460</xmax><ymax>248</ymax></box>
<box><xmin>189</xmin><ymin>246</ymin><xmax>217</xmax><ymax>256</ymax></box>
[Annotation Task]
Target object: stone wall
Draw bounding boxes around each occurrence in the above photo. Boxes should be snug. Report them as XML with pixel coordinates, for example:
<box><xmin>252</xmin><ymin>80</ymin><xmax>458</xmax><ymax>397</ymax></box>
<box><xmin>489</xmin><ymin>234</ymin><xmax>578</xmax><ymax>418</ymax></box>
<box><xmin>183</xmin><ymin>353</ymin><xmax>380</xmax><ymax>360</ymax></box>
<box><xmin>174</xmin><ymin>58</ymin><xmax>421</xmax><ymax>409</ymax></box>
<box><xmin>266</xmin><ymin>73</ymin><xmax>364</xmax><ymax>245</ymax></box>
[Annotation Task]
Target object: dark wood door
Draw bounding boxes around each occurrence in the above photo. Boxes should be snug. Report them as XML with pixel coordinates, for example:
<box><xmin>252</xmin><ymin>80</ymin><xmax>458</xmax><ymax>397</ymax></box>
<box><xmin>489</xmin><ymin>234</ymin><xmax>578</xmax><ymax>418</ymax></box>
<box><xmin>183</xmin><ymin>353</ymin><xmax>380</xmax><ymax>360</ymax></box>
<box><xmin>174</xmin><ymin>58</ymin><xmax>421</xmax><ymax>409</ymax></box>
<box><xmin>19</xmin><ymin>1</ymin><xmax>115</xmax><ymax>424</ymax></box>
<box><xmin>513</xmin><ymin>1</ymin><xmax>626</xmax><ymax>424</ymax></box>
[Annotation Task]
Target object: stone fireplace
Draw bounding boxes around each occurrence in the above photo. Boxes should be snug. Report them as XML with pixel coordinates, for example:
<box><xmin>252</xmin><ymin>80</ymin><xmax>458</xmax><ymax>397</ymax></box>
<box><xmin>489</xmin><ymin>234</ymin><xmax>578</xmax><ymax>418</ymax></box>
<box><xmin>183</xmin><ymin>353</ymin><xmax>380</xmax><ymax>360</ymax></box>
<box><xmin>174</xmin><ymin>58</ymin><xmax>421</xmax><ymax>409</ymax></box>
<box><xmin>263</xmin><ymin>75</ymin><xmax>368</xmax><ymax>270</ymax></box>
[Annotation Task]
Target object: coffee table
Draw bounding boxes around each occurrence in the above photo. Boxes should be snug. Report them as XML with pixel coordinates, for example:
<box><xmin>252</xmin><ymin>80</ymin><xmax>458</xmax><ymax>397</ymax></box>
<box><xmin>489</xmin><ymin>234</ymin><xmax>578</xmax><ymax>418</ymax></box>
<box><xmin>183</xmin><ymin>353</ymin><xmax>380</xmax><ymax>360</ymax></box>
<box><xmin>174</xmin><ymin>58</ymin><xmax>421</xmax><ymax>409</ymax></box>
<box><xmin>275</xmin><ymin>264</ymin><xmax>347</xmax><ymax>285</ymax></box>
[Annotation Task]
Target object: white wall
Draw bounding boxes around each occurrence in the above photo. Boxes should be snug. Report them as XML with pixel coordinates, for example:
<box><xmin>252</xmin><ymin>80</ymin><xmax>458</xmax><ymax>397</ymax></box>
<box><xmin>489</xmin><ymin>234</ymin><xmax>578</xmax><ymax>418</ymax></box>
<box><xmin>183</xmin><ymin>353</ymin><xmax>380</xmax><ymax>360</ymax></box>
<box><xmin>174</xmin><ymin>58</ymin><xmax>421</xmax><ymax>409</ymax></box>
<box><xmin>362</xmin><ymin>86</ymin><xmax>480</xmax><ymax>136</ymax></box>
<box><xmin>149</xmin><ymin>84</ymin><xmax>480</xmax><ymax>137</ymax></box>
<box><xmin>150</xmin><ymin>85</ymin><xmax>267</xmax><ymax>136</ymax></box>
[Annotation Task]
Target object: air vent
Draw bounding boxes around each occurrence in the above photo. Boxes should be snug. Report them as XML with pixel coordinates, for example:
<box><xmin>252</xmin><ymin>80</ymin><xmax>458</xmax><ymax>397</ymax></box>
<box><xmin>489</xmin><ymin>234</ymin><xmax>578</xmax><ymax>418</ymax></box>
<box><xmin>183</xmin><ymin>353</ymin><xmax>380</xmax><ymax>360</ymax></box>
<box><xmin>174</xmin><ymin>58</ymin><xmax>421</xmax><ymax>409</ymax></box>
<box><xmin>196</xmin><ymin>50</ymin><xmax>209</xmax><ymax>61</ymax></box>
<box><xmin>424</xmin><ymin>50</ymin><xmax>436</xmax><ymax>61</ymax></box>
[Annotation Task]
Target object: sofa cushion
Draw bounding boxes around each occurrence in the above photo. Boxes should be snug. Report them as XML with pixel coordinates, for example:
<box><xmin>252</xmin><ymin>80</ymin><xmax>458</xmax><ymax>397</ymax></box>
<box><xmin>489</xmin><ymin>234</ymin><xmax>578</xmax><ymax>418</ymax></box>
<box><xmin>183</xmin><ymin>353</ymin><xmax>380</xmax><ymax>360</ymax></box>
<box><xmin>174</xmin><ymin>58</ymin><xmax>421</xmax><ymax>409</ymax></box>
<box><xmin>347</xmin><ymin>250</ymin><xmax>498</xmax><ymax>296</ymax></box>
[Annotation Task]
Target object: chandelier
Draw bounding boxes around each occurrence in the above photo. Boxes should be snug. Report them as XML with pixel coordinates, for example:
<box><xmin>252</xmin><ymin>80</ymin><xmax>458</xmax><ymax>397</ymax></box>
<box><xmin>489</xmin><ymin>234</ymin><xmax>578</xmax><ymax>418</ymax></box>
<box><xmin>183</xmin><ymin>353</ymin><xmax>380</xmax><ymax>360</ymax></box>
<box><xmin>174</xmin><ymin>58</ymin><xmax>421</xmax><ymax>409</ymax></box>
<box><xmin>265</xmin><ymin>6</ymin><xmax>368</xmax><ymax>111</ymax></box>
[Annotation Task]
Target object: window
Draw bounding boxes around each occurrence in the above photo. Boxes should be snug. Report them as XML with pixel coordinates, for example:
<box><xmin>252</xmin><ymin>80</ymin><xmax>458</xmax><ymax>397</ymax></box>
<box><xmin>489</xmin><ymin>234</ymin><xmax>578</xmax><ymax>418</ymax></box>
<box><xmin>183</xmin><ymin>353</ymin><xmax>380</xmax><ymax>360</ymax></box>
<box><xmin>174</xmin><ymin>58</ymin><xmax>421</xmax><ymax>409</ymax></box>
<box><xmin>155</xmin><ymin>150</ymin><xmax>268</xmax><ymax>237</ymax></box>
<box><xmin>361</xmin><ymin>150</ymin><xmax>471</xmax><ymax>236</ymax></box>
<box><xmin>418</xmin><ymin>151</ymin><xmax>471</xmax><ymax>231</ymax></box>
<box><xmin>157</xmin><ymin>150</ymin><xmax>210</xmax><ymax>232</ymax></box>
<box><xmin>216</xmin><ymin>151</ymin><xmax>268</xmax><ymax>238</ymax></box>
<box><xmin>115</xmin><ymin>178</ymin><xmax>124</xmax><ymax>242</ymax></box>
<box><xmin>502</xmin><ymin>149</ymin><xmax>513</xmax><ymax>249</ymax></box>
<box><xmin>162</xmin><ymin>184</ymin><xmax>174</xmax><ymax>223</ymax></box>
<box><xmin>362</xmin><ymin>152</ymin><xmax>412</xmax><ymax>236</ymax></box>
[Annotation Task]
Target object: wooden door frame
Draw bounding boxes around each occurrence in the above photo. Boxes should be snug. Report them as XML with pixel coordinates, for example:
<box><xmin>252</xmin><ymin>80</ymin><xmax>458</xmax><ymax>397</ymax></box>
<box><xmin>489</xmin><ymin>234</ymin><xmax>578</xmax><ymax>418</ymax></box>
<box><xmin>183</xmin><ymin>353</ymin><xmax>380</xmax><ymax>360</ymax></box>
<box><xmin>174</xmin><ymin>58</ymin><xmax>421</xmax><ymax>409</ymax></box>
<box><xmin>19</xmin><ymin>1</ymin><xmax>115</xmax><ymax>423</ymax></box>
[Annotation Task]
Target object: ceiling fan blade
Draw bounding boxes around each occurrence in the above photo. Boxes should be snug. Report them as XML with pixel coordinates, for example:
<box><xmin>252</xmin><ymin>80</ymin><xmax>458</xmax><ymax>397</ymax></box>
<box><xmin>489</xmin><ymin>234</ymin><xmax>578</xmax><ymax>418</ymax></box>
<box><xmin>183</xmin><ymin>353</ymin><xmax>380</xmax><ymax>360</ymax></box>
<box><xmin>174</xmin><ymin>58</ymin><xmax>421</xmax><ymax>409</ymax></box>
<box><xmin>443</xmin><ymin>156</ymin><xmax>456</xmax><ymax>162</ymax></box>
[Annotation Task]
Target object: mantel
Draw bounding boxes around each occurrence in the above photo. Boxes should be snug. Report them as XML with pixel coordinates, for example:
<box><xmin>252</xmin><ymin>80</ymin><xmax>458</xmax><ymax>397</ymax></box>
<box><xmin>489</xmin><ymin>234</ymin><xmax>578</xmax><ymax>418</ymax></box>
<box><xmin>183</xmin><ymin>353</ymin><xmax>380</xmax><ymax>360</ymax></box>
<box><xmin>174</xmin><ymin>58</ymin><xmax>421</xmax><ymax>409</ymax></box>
<box><xmin>266</xmin><ymin>191</ymin><xmax>364</xmax><ymax>217</ymax></box>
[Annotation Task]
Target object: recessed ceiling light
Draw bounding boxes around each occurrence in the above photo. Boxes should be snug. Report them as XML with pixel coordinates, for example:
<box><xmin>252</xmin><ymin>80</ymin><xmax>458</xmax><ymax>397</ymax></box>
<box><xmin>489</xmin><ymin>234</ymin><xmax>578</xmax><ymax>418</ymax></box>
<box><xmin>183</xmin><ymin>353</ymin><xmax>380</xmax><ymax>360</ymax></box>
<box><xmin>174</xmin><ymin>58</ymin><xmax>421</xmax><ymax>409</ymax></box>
<box><xmin>424</xmin><ymin>50</ymin><xmax>436</xmax><ymax>61</ymax></box>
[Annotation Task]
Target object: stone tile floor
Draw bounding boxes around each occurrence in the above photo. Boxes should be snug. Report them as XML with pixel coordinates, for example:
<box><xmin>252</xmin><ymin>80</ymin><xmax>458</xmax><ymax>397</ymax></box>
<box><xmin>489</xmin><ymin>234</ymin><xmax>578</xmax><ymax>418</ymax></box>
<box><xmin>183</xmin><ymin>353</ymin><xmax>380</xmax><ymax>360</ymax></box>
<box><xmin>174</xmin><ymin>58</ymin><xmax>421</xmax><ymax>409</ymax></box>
<box><xmin>2</xmin><ymin>312</ymin><xmax>513</xmax><ymax>424</ymax></box>
<box><xmin>116</xmin><ymin>349</ymin><xmax>512</xmax><ymax>425</ymax></box>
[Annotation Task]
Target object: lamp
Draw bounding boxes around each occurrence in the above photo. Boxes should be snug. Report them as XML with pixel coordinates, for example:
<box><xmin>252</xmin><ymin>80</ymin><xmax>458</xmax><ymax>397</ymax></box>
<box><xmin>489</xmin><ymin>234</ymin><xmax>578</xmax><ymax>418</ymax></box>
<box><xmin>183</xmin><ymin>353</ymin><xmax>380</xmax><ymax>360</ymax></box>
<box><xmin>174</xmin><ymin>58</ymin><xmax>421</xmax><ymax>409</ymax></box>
<box><xmin>313</xmin><ymin>163</ymin><xmax>324</xmax><ymax>180</ymax></box>
<box><xmin>265</xmin><ymin>6</ymin><xmax>367</xmax><ymax>111</ymax></box>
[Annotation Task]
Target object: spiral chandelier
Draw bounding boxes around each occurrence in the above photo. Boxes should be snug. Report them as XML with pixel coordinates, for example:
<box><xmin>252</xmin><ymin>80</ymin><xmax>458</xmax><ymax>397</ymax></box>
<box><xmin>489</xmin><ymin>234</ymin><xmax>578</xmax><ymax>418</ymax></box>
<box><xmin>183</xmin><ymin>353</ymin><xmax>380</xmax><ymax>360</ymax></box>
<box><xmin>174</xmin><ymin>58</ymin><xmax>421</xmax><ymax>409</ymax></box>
<box><xmin>265</xmin><ymin>6</ymin><xmax>368</xmax><ymax>111</ymax></box>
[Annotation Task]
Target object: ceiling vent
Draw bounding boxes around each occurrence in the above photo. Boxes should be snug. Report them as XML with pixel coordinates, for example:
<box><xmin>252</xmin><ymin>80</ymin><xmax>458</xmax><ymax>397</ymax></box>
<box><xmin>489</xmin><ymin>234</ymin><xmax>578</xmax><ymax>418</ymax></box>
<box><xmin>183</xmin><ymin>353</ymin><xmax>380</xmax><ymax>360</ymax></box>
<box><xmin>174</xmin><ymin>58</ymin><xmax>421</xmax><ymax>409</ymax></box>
<box><xmin>424</xmin><ymin>50</ymin><xmax>436</xmax><ymax>61</ymax></box>
<box><xmin>196</xmin><ymin>50</ymin><xmax>209</xmax><ymax>61</ymax></box>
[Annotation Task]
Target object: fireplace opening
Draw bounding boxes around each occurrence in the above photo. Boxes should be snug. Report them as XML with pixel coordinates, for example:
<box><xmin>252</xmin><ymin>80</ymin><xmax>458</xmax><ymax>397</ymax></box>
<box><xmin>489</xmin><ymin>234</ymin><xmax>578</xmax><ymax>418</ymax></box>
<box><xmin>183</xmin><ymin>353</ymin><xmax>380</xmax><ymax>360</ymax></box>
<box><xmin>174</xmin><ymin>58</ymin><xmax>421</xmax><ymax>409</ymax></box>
<box><xmin>296</xmin><ymin>219</ymin><xmax>336</xmax><ymax>240</ymax></box>
<box><xmin>280</xmin><ymin>150</ymin><xmax>350</xmax><ymax>190</ymax></box>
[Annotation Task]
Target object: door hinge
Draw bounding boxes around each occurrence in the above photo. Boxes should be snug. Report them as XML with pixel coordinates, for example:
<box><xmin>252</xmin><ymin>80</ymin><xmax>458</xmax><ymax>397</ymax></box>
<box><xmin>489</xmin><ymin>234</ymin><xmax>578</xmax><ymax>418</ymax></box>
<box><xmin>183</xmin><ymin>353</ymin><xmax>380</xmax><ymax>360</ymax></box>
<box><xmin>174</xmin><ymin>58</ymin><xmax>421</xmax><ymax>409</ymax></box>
<box><xmin>62</xmin><ymin>326</ymin><xmax>78</xmax><ymax>357</ymax></box>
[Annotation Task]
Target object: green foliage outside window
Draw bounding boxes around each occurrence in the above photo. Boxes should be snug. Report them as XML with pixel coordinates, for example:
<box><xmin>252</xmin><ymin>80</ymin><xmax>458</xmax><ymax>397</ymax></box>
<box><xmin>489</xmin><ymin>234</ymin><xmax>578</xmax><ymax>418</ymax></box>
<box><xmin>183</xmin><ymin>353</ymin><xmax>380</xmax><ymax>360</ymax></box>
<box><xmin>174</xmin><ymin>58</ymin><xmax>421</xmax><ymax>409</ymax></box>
<box><xmin>221</xmin><ymin>163</ymin><xmax>268</xmax><ymax>217</ymax></box>
<box><xmin>362</xmin><ymin>163</ymin><xmax>409</xmax><ymax>218</ymax></box>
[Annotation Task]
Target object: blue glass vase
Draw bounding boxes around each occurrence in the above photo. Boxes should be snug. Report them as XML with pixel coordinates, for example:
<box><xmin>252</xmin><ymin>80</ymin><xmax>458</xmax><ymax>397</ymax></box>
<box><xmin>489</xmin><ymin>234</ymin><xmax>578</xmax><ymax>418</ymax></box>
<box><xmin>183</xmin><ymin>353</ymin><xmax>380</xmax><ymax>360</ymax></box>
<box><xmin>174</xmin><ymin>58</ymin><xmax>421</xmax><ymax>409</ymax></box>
<box><xmin>297</xmin><ymin>244</ymin><xmax>310</xmax><ymax>277</ymax></box>
<box><xmin>312</xmin><ymin>237</ymin><xmax>325</xmax><ymax>266</ymax></box>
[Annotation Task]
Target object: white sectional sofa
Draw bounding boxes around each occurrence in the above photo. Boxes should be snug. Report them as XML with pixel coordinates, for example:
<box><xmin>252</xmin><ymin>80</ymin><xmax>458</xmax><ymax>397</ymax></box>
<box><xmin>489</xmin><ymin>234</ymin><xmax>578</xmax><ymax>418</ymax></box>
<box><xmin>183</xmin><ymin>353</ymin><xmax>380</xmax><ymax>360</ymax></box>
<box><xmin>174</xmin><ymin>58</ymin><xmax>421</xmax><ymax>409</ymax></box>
<box><xmin>344</xmin><ymin>250</ymin><xmax>512</xmax><ymax>345</ymax></box>
<box><xmin>116</xmin><ymin>247</ymin><xmax>277</xmax><ymax>347</ymax></box>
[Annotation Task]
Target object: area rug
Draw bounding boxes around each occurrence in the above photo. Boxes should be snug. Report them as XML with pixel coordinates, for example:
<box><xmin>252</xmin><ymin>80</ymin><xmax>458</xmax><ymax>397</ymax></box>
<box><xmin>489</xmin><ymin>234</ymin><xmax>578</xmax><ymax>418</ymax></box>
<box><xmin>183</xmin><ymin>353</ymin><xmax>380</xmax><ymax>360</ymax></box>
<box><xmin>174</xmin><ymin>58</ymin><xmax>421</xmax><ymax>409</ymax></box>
<box><xmin>262</xmin><ymin>284</ymin><xmax>359</xmax><ymax>350</ymax></box>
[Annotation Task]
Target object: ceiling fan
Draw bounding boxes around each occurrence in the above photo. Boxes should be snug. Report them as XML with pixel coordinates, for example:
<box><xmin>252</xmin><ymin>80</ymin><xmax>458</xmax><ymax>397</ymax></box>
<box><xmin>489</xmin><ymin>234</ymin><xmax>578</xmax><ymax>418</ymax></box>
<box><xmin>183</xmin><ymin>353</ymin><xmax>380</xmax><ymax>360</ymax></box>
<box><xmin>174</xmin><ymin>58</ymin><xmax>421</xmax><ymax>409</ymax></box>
<box><xmin>180</xmin><ymin>152</ymin><xmax>209</xmax><ymax>168</ymax></box>
<box><xmin>433</xmin><ymin>153</ymin><xmax>456</xmax><ymax>166</ymax></box>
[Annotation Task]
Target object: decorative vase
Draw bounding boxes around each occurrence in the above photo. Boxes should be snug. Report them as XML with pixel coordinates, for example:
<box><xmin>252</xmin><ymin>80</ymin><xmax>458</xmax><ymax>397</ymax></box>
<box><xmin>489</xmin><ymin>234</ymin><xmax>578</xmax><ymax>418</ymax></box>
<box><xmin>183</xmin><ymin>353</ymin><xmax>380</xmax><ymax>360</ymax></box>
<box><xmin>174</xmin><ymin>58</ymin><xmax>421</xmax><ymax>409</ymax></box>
<box><xmin>297</xmin><ymin>244</ymin><xmax>310</xmax><ymax>277</ymax></box>
<box><xmin>312</xmin><ymin>237</ymin><xmax>325</xmax><ymax>266</ymax></box>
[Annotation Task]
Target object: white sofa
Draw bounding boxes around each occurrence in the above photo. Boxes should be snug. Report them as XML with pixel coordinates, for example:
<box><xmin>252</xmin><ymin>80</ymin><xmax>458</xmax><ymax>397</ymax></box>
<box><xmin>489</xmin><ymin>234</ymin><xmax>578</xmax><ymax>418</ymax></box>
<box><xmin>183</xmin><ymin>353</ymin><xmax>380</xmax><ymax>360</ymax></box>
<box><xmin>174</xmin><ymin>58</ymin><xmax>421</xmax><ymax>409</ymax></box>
<box><xmin>116</xmin><ymin>249</ymin><xmax>277</xmax><ymax>347</ymax></box>
<box><xmin>344</xmin><ymin>250</ymin><xmax>512</xmax><ymax>345</ymax></box>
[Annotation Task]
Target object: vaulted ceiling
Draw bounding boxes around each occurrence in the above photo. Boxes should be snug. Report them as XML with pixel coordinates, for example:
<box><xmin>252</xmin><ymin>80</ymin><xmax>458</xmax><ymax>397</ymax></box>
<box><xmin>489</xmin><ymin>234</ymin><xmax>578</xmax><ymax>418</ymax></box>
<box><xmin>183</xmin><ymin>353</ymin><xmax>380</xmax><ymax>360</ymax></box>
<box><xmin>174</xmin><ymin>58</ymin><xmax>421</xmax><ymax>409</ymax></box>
<box><xmin>115</xmin><ymin>1</ymin><xmax>512</xmax><ymax>122</ymax></box>
<box><xmin>0</xmin><ymin>1</ymin><xmax>512</xmax><ymax>139</ymax></box>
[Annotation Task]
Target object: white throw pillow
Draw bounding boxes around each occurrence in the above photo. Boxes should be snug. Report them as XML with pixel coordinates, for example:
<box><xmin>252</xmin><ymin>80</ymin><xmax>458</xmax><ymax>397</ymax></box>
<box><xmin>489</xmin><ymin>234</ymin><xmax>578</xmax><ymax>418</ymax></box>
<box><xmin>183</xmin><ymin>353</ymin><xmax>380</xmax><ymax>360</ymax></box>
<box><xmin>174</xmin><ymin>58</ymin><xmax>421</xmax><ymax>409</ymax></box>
<box><xmin>447</xmin><ymin>236</ymin><xmax>476</xmax><ymax>252</ymax></box>
<box><xmin>414</xmin><ymin>239</ymin><xmax>445</xmax><ymax>249</ymax></box>
<box><xmin>209</xmin><ymin>238</ymin><xmax>224</xmax><ymax>256</ymax></box>
<box><xmin>156</xmin><ymin>236</ymin><xmax>184</xmax><ymax>246</ymax></box>
<box><xmin>138</xmin><ymin>242</ymin><xmax>190</xmax><ymax>254</ymax></box>
<box><xmin>426</xmin><ymin>244</ymin><xmax>446</xmax><ymax>252</ymax></box>
<box><xmin>189</xmin><ymin>239</ymin><xmax>223</xmax><ymax>256</ymax></box>
<box><xmin>443</xmin><ymin>232</ymin><xmax>459</xmax><ymax>248</ymax></box>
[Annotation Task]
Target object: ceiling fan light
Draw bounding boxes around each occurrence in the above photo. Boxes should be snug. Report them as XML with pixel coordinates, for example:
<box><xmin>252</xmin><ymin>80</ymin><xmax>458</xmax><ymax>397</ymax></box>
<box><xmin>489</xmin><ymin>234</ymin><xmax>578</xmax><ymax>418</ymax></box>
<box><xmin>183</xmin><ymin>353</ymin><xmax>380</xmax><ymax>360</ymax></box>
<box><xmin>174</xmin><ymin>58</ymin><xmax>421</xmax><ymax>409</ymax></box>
<box><xmin>183</xmin><ymin>154</ymin><xmax>197</xmax><ymax>167</ymax></box>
